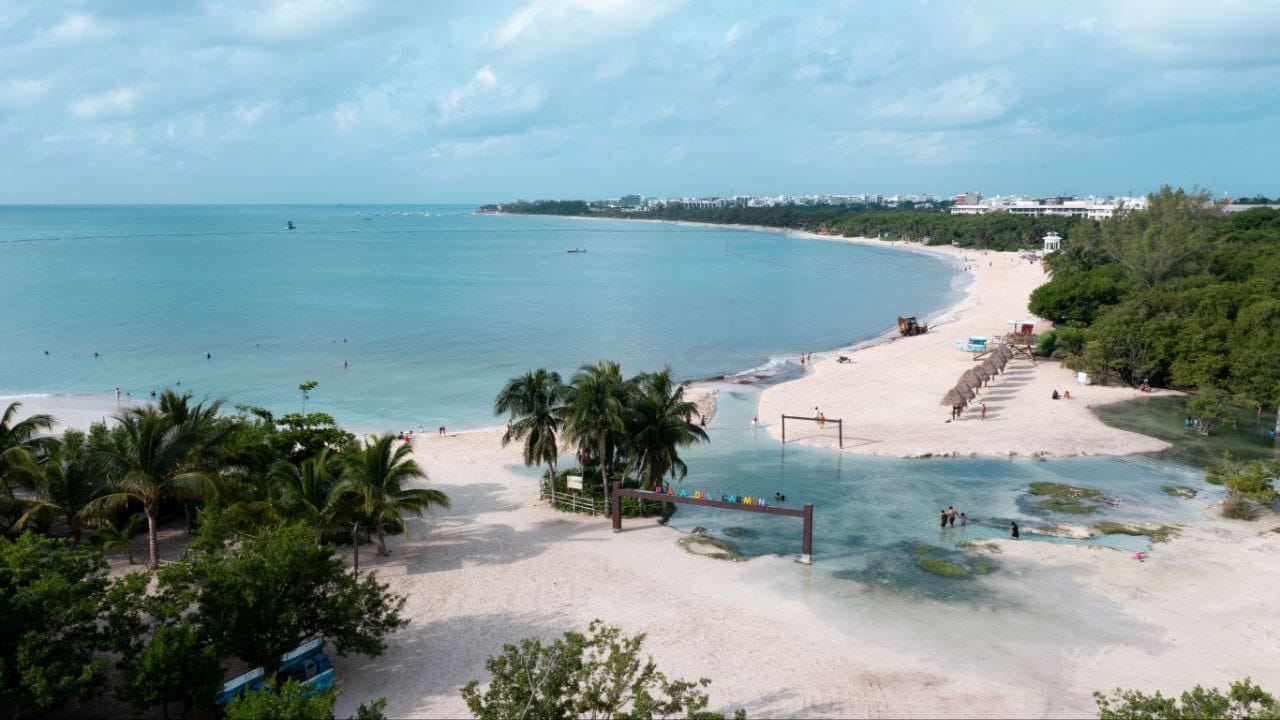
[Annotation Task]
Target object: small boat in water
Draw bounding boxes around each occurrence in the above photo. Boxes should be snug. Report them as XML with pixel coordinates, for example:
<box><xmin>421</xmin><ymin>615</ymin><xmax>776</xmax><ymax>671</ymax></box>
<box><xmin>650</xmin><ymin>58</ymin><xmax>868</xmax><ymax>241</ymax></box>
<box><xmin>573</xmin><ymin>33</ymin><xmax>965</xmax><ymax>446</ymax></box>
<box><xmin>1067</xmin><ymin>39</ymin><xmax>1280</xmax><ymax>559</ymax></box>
<box><xmin>286</xmin><ymin>221</ymin><xmax>296</xmax><ymax>230</ymax></box>
<box><xmin>566</xmin><ymin>248</ymin><xmax>586</xmax><ymax>253</ymax></box>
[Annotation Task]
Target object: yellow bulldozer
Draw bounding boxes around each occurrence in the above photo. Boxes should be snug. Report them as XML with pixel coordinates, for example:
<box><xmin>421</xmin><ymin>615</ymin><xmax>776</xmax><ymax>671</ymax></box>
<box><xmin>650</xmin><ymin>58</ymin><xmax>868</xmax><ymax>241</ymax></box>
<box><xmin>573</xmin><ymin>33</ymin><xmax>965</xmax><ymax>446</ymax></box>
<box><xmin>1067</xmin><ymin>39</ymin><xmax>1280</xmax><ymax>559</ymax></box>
<box><xmin>898</xmin><ymin>316</ymin><xmax>928</xmax><ymax>336</ymax></box>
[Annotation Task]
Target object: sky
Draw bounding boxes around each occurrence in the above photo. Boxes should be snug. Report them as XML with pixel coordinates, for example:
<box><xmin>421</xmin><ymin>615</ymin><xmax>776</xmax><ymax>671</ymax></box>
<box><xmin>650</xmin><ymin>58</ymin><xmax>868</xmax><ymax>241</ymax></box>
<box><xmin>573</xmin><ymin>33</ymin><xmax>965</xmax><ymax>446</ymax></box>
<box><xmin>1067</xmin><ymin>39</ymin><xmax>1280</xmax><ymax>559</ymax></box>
<box><xmin>1</xmin><ymin>0</ymin><xmax>1278</xmax><ymax>203</ymax></box>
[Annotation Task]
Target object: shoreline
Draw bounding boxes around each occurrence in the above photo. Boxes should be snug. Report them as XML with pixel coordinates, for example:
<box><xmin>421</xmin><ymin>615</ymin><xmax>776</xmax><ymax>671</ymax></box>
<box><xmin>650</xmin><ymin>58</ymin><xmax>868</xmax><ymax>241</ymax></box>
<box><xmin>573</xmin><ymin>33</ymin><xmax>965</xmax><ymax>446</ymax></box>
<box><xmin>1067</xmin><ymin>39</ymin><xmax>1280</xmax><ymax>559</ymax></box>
<box><xmin>525</xmin><ymin>212</ymin><xmax>1172</xmax><ymax>459</ymax></box>
<box><xmin>7</xmin><ymin>214</ymin><xmax>1168</xmax><ymax>460</ymax></box>
<box><xmin>5</xmin><ymin>218</ymin><xmax>956</xmax><ymax>437</ymax></box>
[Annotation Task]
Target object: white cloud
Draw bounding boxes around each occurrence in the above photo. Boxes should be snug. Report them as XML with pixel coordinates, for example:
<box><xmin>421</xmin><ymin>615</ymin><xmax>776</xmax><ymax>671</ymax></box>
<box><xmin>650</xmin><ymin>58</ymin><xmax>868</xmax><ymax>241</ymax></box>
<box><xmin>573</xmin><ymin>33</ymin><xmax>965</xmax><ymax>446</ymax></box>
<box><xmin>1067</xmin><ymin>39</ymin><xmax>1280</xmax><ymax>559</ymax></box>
<box><xmin>69</xmin><ymin>88</ymin><xmax>138</xmax><ymax>119</ymax></box>
<box><xmin>489</xmin><ymin>0</ymin><xmax>683</xmax><ymax>51</ymax></box>
<box><xmin>45</xmin><ymin>13</ymin><xmax>103</xmax><ymax>43</ymax></box>
<box><xmin>222</xmin><ymin>0</ymin><xmax>367</xmax><ymax>42</ymax></box>
<box><xmin>438</xmin><ymin>65</ymin><xmax>542</xmax><ymax>126</ymax></box>
<box><xmin>724</xmin><ymin>23</ymin><xmax>739</xmax><ymax>44</ymax></box>
<box><xmin>0</xmin><ymin>78</ymin><xmax>48</xmax><ymax>108</ymax></box>
<box><xmin>228</xmin><ymin>100</ymin><xmax>274</xmax><ymax>126</ymax></box>
<box><xmin>874</xmin><ymin>71</ymin><xmax>1016</xmax><ymax>127</ymax></box>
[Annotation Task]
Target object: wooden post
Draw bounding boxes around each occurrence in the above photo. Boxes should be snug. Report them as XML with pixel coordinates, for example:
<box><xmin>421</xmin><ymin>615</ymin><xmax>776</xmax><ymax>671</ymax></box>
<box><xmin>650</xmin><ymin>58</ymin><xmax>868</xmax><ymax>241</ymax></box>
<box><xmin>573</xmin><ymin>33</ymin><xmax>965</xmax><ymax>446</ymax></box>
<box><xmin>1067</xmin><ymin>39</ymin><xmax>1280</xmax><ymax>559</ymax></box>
<box><xmin>611</xmin><ymin>482</ymin><xmax>622</xmax><ymax>532</ymax></box>
<box><xmin>800</xmin><ymin>504</ymin><xmax>813</xmax><ymax>564</ymax></box>
<box><xmin>780</xmin><ymin>415</ymin><xmax>785</xmax><ymax>444</ymax></box>
<box><xmin>837</xmin><ymin>419</ymin><xmax>843</xmax><ymax>449</ymax></box>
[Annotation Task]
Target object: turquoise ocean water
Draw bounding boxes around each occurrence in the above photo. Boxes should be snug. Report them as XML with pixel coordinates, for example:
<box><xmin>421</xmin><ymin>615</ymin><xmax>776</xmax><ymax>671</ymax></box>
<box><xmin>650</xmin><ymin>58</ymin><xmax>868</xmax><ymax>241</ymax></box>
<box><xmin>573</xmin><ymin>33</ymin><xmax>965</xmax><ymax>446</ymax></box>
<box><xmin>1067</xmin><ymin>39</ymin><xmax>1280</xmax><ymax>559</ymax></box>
<box><xmin>1</xmin><ymin>205</ymin><xmax>961</xmax><ymax>430</ymax></box>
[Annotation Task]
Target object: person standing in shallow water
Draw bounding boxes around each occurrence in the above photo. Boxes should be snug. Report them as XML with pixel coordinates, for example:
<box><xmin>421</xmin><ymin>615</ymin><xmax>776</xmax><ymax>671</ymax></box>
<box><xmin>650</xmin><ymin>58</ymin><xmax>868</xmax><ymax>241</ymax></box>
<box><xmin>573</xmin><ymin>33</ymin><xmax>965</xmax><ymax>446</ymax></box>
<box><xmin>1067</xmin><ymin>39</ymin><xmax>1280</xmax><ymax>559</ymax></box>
<box><xmin>940</xmin><ymin>510</ymin><xmax>948</xmax><ymax>528</ymax></box>
<box><xmin>1010</xmin><ymin>521</ymin><xmax>1020</xmax><ymax>539</ymax></box>
<box><xmin>947</xmin><ymin>506</ymin><xmax>958</xmax><ymax>527</ymax></box>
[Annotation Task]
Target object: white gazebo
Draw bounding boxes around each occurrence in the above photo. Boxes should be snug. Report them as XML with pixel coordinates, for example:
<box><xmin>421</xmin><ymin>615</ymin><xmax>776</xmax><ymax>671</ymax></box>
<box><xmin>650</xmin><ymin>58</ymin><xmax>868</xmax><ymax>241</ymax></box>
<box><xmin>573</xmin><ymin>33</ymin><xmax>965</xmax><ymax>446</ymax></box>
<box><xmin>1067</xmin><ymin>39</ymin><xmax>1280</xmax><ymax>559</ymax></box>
<box><xmin>1043</xmin><ymin>231</ymin><xmax>1062</xmax><ymax>253</ymax></box>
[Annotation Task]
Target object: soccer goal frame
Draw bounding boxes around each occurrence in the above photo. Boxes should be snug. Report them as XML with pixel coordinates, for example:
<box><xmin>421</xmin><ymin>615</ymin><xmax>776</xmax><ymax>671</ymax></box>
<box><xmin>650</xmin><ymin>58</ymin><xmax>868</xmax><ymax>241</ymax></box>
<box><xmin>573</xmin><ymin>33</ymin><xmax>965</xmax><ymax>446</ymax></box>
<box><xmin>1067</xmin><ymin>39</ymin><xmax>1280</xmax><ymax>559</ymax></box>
<box><xmin>780</xmin><ymin>414</ymin><xmax>843</xmax><ymax>449</ymax></box>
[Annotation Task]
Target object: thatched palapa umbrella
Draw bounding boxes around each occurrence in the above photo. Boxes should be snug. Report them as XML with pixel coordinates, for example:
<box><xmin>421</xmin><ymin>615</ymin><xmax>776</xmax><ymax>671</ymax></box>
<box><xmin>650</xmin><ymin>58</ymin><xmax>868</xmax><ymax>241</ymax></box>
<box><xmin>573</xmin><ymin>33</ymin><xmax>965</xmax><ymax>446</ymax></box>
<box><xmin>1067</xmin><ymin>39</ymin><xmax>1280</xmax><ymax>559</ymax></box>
<box><xmin>972</xmin><ymin>365</ymin><xmax>991</xmax><ymax>382</ymax></box>
<box><xmin>982</xmin><ymin>358</ymin><xmax>1001</xmax><ymax>377</ymax></box>
<box><xmin>955</xmin><ymin>382</ymin><xmax>976</xmax><ymax>400</ymax></box>
<box><xmin>997</xmin><ymin>344</ymin><xmax>1013</xmax><ymax>360</ymax></box>
<box><xmin>941</xmin><ymin>387</ymin><xmax>966</xmax><ymax>407</ymax></box>
<box><xmin>961</xmin><ymin>368</ymin><xmax>984</xmax><ymax>389</ymax></box>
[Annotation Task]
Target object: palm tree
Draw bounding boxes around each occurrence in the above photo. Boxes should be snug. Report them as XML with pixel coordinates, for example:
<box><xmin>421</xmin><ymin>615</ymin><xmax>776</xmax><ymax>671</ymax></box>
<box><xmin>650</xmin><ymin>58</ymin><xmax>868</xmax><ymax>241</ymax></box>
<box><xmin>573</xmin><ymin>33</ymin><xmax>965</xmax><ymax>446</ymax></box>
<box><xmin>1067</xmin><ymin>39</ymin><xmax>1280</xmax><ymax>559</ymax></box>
<box><xmin>155</xmin><ymin>389</ymin><xmax>233</xmax><ymax>531</ymax></box>
<box><xmin>86</xmin><ymin>406</ymin><xmax>222</xmax><ymax>570</ymax></box>
<box><xmin>560</xmin><ymin>361</ymin><xmax>629</xmax><ymax>505</ymax></box>
<box><xmin>11</xmin><ymin>429</ymin><xmax>106</xmax><ymax>545</ymax></box>
<box><xmin>274</xmin><ymin>449</ymin><xmax>348</xmax><ymax>536</ymax></box>
<box><xmin>337</xmin><ymin>435</ymin><xmax>449</xmax><ymax>556</ymax></box>
<box><xmin>625</xmin><ymin>369</ymin><xmax>709</xmax><ymax>489</ymax></box>
<box><xmin>495</xmin><ymin>369</ymin><xmax>565</xmax><ymax>505</ymax></box>
<box><xmin>1</xmin><ymin>401</ymin><xmax>54</xmax><ymax>474</ymax></box>
<box><xmin>94</xmin><ymin>514</ymin><xmax>142</xmax><ymax>564</ymax></box>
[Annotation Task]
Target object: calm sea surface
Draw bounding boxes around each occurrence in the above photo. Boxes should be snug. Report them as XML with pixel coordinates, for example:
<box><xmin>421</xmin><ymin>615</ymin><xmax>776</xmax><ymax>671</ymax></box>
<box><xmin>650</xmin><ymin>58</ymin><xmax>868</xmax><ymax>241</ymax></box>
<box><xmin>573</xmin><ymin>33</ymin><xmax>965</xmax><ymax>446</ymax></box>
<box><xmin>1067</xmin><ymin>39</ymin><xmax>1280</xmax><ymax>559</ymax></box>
<box><xmin>0</xmin><ymin>204</ymin><xmax>962</xmax><ymax>429</ymax></box>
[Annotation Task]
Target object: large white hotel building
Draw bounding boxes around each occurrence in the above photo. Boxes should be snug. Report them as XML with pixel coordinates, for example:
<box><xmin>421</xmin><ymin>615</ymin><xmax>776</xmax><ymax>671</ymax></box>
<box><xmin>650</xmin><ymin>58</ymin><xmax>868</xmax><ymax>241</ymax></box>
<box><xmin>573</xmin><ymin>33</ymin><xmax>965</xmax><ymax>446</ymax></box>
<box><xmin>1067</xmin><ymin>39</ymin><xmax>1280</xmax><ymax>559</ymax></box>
<box><xmin>949</xmin><ymin>193</ymin><xmax>1149</xmax><ymax>219</ymax></box>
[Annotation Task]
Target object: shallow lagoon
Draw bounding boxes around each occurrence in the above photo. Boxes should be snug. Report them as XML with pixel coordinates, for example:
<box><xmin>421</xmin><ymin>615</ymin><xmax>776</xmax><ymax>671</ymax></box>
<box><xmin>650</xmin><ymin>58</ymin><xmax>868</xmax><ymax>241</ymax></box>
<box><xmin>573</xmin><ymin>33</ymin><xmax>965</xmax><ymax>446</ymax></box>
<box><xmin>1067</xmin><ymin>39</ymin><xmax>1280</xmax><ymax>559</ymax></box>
<box><xmin>664</xmin><ymin>387</ymin><xmax>1215</xmax><ymax>593</ymax></box>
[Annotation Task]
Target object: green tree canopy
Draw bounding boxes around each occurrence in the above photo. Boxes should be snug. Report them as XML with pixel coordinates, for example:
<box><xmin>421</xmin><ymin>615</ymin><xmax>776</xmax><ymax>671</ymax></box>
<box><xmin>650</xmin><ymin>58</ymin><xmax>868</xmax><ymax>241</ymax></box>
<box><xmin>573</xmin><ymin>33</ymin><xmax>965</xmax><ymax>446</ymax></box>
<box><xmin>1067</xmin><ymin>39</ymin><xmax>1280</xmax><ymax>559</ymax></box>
<box><xmin>0</xmin><ymin>533</ymin><xmax>110</xmax><ymax>716</ymax></box>
<box><xmin>166</xmin><ymin>522</ymin><xmax>409</xmax><ymax>673</ymax></box>
<box><xmin>461</xmin><ymin>620</ymin><xmax>739</xmax><ymax>720</ymax></box>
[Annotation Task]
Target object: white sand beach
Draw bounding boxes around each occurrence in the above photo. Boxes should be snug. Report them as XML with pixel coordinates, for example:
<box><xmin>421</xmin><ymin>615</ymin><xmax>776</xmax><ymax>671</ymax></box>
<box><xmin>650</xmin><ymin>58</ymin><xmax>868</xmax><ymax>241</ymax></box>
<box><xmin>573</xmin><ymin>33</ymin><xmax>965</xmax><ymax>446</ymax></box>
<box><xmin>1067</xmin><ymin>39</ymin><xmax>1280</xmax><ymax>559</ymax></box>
<box><xmin>758</xmin><ymin>234</ymin><xmax>1171</xmax><ymax>458</ymax></box>
<box><xmin>323</xmin><ymin>429</ymin><xmax>1280</xmax><ymax>719</ymax></box>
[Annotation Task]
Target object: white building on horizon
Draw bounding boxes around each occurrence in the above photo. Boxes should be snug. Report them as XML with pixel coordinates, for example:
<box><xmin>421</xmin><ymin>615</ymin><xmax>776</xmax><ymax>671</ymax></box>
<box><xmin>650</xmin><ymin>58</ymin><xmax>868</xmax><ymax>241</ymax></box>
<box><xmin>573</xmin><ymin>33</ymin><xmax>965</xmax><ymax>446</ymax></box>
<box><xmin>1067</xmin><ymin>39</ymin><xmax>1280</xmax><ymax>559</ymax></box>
<box><xmin>949</xmin><ymin>195</ymin><xmax>1149</xmax><ymax>220</ymax></box>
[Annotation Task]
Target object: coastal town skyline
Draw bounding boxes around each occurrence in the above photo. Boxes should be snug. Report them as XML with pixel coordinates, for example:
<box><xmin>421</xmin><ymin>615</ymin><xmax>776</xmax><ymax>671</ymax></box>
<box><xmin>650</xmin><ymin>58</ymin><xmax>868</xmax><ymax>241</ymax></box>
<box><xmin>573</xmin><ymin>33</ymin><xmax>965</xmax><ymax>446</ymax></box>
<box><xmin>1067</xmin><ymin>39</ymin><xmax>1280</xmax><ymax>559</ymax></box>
<box><xmin>2</xmin><ymin>1</ymin><xmax>1277</xmax><ymax>203</ymax></box>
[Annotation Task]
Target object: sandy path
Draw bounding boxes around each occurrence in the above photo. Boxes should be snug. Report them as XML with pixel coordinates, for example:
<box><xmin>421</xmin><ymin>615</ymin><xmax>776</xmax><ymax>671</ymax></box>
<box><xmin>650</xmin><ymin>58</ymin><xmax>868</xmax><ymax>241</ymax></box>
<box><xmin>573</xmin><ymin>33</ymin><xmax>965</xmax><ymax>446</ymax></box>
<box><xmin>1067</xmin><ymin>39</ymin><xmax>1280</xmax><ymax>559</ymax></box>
<box><xmin>758</xmin><ymin>237</ymin><xmax>1170</xmax><ymax>458</ymax></box>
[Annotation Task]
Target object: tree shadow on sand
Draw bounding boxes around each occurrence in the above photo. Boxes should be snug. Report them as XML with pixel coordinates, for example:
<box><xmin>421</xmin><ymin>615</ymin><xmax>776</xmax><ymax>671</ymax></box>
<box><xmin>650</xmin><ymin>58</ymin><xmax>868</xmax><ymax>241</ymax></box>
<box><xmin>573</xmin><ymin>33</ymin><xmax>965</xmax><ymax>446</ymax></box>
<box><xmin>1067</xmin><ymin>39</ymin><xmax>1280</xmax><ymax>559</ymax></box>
<box><xmin>332</xmin><ymin>611</ymin><xmax>566</xmax><ymax>718</ymax></box>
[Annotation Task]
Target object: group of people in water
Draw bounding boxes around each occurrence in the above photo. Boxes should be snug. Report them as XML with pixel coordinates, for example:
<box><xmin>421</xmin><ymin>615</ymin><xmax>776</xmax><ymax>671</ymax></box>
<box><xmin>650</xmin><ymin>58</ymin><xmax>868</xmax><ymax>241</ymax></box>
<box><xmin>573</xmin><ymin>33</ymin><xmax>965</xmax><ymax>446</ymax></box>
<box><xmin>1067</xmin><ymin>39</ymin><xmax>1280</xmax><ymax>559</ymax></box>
<box><xmin>938</xmin><ymin>506</ymin><xmax>1021</xmax><ymax>539</ymax></box>
<box><xmin>939</xmin><ymin>506</ymin><xmax>967</xmax><ymax>528</ymax></box>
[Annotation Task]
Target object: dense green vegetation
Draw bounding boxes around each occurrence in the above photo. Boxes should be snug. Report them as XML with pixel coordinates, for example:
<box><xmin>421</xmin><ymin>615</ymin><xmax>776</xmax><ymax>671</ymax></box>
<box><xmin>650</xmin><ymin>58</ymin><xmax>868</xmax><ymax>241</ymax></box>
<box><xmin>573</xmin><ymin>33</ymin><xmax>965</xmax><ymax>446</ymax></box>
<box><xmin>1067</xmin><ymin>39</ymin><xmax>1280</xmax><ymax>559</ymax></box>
<box><xmin>0</xmin><ymin>389</ymin><xmax>446</xmax><ymax>718</ymax></box>
<box><xmin>1030</xmin><ymin>188</ymin><xmax>1280</xmax><ymax>415</ymax></box>
<box><xmin>1206</xmin><ymin>453</ymin><xmax>1279</xmax><ymax>519</ymax></box>
<box><xmin>482</xmin><ymin>199</ymin><xmax>1083</xmax><ymax>251</ymax></box>
<box><xmin>1095</xmin><ymin>678</ymin><xmax>1279</xmax><ymax>719</ymax></box>
<box><xmin>462</xmin><ymin>620</ymin><xmax>744</xmax><ymax>720</ymax></box>
<box><xmin>0</xmin><ymin>522</ymin><xmax>399</xmax><ymax>719</ymax></box>
<box><xmin>495</xmin><ymin>362</ymin><xmax>709</xmax><ymax>505</ymax></box>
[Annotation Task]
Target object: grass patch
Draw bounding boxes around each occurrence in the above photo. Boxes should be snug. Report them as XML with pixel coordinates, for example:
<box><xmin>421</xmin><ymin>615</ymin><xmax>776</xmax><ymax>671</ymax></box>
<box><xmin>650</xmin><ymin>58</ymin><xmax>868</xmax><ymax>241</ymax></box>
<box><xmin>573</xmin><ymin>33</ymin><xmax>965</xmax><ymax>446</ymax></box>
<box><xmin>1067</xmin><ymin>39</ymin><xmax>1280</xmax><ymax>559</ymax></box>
<box><xmin>912</xmin><ymin>544</ymin><xmax>934</xmax><ymax>555</ymax></box>
<box><xmin>676</xmin><ymin>527</ymin><xmax>744</xmax><ymax>561</ymax></box>
<box><xmin>1027</xmin><ymin>482</ymin><xmax>1107</xmax><ymax>514</ymax></box>
<box><xmin>916</xmin><ymin>556</ymin><xmax>970</xmax><ymax>577</ymax></box>
<box><xmin>1094</xmin><ymin>521</ymin><xmax>1181</xmax><ymax>544</ymax></box>
<box><xmin>721</xmin><ymin>526</ymin><xmax>750</xmax><ymax>538</ymax></box>
<box><xmin>1162</xmin><ymin>485</ymin><xmax>1198</xmax><ymax>499</ymax></box>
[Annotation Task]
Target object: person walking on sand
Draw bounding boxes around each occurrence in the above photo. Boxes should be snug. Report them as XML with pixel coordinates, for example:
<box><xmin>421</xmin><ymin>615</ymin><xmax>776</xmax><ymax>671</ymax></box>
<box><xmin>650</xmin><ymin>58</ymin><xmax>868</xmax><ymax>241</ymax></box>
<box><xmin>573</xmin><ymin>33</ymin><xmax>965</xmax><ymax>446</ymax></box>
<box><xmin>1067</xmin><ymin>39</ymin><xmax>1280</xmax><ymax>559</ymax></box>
<box><xmin>947</xmin><ymin>506</ymin><xmax>958</xmax><ymax>527</ymax></box>
<box><xmin>818</xmin><ymin>412</ymin><xmax>826</xmax><ymax>429</ymax></box>
<box><xmin>814</xmin><ymin>406</ymin><xmax>820</xmax><ymax>421</ymax></box>
<box><xmin>115</xmin><ymin>386</ymin><xmax>121</xmax><ymax>405</ymax></box>
<box><xmin>1010</xmin><ymin>521</ymin><xmax>1020</xmax><ymax>539</ymax></box>
<box><xmin>980</xmin><ymin>403</ymin><xmax>987</xmax><ymax>420</ymax></box>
